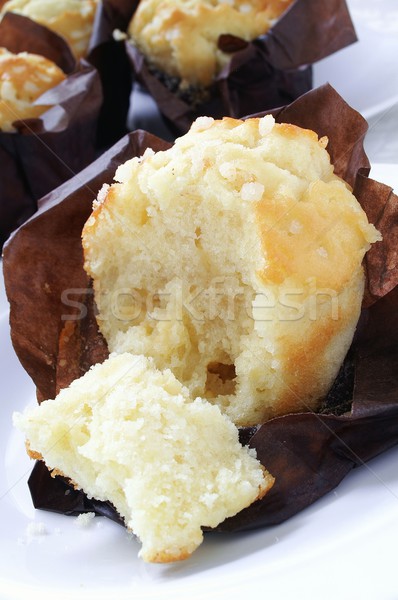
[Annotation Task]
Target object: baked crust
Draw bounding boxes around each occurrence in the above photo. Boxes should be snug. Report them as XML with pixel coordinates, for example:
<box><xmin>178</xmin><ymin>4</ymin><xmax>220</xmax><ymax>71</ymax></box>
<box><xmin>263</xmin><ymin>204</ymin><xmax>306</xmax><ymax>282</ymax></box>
<box><xmin>0</xmin><ymin>47</ymin><xmax>65</xmax><ymax>131</ymax></box>
<box><xmin>0</xmin><ymin>0</ymin><xmax>98</xmax><ymax>59</ymax></box>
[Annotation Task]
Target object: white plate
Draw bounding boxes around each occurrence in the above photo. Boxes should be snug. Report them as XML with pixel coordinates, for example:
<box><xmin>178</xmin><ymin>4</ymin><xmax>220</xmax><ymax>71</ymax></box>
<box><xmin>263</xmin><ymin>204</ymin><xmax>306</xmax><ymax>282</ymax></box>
<box><xmin>1</xmin><ymin>163</ymin><xmax>398</xmax><ymax>600</ymax></box>
<box><xmin>314</xmin><ymin>0</ymin><xmax>398</xmax><ymax>119</ymax></box>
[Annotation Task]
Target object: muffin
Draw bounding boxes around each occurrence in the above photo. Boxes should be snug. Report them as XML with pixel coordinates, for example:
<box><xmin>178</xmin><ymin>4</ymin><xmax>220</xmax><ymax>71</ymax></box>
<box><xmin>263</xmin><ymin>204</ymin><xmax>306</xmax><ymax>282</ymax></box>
<box><xmin>128</xmin><ymin>0</ymin><xmax>294</xmax><ymax>94</ymax></box>
<box><xmin>0</xmin><ymin>46</ymin><xmax>66</xmax><ymax>131</ymax></box>
<box><xmin>82</xmin><ymin>114</ymin><xmax>380</xmax><ymax>427</ymax></box>
<box><xmin>0</xmin><ymin>0</ymin><xmax>99</xmax><ymax>59</ymax></box>
<box><xmin>5</xmin><ymin>85</ymin><xmax>398</xmax><ymax>544</ymax></box>
<box><xmin>126</xmin><ymin>0</ymin><xmax>356</xmax><ymax>135</ymax></box>
<box><xmin>0</xmin><ymin>11</ymin><xmax>102</xmax><ymax>250</ymax></box>
<box><xmin>14</xmin><ymin>352</ymin><xmax>274</xmax><ymax>562</ymax></box>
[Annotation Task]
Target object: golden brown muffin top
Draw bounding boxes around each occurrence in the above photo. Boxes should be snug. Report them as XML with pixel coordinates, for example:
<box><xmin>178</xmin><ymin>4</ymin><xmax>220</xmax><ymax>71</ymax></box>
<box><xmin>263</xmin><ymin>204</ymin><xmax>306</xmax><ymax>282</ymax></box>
<box><xmin>82</xmin><ymin>115</ymin><xmax>380</xmax><ymax>426</ymax></box>
<box><xmin>0</xmin><ymin>47</ymin><xmax>66</xmax><ymax>131</ymax></box>
<box><xmin>0</xmin><ymin>0</ymin><xmax>98</xmax><ymax>59</ymax></box>
<box><xmin>129</xmin><ymin>0</ymin><xmax>294</xmax><ymax>88</ymax></box>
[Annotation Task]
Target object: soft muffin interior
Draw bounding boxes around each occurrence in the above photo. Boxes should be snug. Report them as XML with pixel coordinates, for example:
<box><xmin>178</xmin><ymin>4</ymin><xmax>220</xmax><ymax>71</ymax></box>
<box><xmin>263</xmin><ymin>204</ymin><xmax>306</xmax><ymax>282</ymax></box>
<box><xmin>14</xmin><ymin>352</ymin><xmax>273</xmax><ymax>562</ymax></box>
<box><xmin>83</xmin><ymin>116</ymin><xmax>380</xmax><ymax>425</ymax></box>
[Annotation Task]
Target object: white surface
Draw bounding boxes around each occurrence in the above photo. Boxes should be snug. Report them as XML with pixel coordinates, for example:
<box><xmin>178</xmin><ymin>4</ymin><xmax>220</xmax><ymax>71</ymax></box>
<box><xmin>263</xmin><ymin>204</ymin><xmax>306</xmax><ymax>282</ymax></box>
<box><xmin>1</xmin><ymin>163</ymin><xmax>398</xmax><ymax>599</ymax></box>
<box><xmin>314</xmin><ymin>0</ymin><xmax>398</xmax><ymax>119</ymax></box>
<box><xmin>365</xmin><ymin>104</ymin><xmax>398</xmax><ymax>165</ymax></box>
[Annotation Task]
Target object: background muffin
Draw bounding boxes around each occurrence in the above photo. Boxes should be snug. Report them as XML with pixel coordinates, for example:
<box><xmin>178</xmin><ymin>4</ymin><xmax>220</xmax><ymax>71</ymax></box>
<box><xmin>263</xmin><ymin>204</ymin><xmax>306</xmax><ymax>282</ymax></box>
<box><xmin>129</xmin><ymin>0</ymin><xmax>294</xmax><ymax>94</ymax></box>
<box><xmin>125</xmin><ymin>0</ymin><xmax>356</xmax><ymax>135</ymax></box>
<box><xmin>0</xmin><ymin>11</ymin><xmax>102</xmax><ymax>250</ymax></box>
<box><xmin>0</xmin><ymin>46</ymin><xmax>65</xmax><ymax>131</ymax></box>
<box><xmin>0</xmin><ymin>0</ymin><xmax>99</xmax><ymax>59</ymax></box>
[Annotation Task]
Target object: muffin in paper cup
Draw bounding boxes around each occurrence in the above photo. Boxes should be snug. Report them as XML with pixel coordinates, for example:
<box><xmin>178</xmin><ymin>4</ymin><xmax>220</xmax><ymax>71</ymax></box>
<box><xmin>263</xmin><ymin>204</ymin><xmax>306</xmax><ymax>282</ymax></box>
<box><xmin>3</xmin><ymin>84</ymin><xmax>398</xmax><ymax>533</ymax></box>
<box><xmin>123</xmin><ymin>0</ymin><xmax>357</xmax><ymax>135</ymax></box>
<box><xmin>0</xmin><ymin>1</ymin><xmax>132</xmax><ymax>149</ymax></box>
<box><xmin>86</xmin><ymin>0</ymin><xmax>136</xmax><ymax>147</ymax></box>
<box><xmin>0</xmin><ymin>0</ymin><xmax>99</xmax><ymax>60</ymax></box>
<box><xmin>0</xmin><ymin>12</ymin><xmax>102</xmax><ymax>250</ymax></box>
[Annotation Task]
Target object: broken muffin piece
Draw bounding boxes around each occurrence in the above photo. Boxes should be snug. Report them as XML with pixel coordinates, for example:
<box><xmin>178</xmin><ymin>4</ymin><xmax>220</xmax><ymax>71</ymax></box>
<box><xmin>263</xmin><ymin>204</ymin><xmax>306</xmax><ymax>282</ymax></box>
<box><xmin>82</xmin><ymin>115</ymin><xmax>381</xmax><ymax>427</ymax></box>
<box><xmin>13</xmin><ymin>352</ymin><xmax>273</xmax><ymax>563</ymax></box>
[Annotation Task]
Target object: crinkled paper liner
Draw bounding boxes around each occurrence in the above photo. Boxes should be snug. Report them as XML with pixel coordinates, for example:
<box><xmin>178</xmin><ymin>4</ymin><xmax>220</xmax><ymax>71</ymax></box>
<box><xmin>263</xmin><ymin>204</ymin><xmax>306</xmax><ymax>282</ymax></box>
<box><xmin>87</xmin><ymin>0</ymin><xmax>138</xmax><ymax>147</ymax></box>
<box><xmin>0</xmin><ymin>2</ymin><xmax>132</xmax><ymax>148</ymax></box>
<box><xmin>3</xmin><ymin>84</ymin><xmax>398</xmax><ymax>533</ymax></box>
<box><xmin>124</xmin><ymin>0</ymin><xmax>357</xmax><ymax>134</ymax></box>
<box><xmin>0</xmin><ymin>13</ymin><xmax>102</xmax><ymax>250</ymax></box>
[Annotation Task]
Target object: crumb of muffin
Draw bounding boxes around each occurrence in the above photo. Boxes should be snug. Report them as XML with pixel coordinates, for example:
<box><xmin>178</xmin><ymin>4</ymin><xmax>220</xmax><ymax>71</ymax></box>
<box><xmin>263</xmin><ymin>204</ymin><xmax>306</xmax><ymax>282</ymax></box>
<box><xmin>26</xmin><ymin>521</ymin><xmax>47</xmax><ymax>538</ymax></box>
<box><xmin>75</xmin><ymin>513</ymin><xmax>96</xmax><ymax>528</ymax></box>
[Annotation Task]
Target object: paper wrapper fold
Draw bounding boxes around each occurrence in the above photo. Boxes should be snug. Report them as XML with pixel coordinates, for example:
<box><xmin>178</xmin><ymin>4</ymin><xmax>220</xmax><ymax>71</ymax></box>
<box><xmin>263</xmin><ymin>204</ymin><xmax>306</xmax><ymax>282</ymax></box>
<box><xmin>0</xmin><ymin>13</ymin><xmax>102</xmax><ymax>250</ymax></box>
<box><xmin>3</xmin><ymin>84</ymin><xmax>398</xmax><ymax>532</ymax></box>
<box><xmin>86</xmin><ymin>0</ymin><xmax>139</xmax><ymax>147</ymax></box>
<box><xmin>0</xmin><ymin>13</ymin><xmax>76</xmax><ymax>72</ymax></box>
<box><xmin>1</xmin><ymin>4</ymin><xmax>134</xmax><ymax>149</ymax></box>
<box><xmin>125</xmin><ymin>0</ymin><xmax>356</xmax><ymax>133</ymax></box>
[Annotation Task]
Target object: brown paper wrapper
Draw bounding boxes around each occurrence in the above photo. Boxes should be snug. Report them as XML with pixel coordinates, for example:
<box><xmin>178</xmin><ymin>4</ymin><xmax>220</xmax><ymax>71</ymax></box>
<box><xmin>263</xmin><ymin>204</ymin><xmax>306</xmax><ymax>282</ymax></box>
<box><xmin>0</xmin><ymin>12</ymin><xmax>76</xmax><ymax>72</ymax></box>
<box><xmin>125</xmin><ymin>0</ymin><xmax>356</xmax><ymax>134</ymax></box>
<box><xmin>0</xmin><ymin>13</ymin><xmax>103</xmax><ymax>250</ymax></box>
<box><xmin>86</xmin><ymin>0</ymin><xmax>139</xmax><ymax>148</ymax></box>
<box><xmin>3</xmin><ymin>84</ymin><xmax>398</xmax><ymax>532</ymax></box>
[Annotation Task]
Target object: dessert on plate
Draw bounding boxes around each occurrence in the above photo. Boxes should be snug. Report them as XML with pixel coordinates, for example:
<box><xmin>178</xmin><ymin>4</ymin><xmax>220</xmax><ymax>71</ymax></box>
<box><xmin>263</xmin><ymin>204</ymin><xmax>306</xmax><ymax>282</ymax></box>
<box><xmin>11</xmin><ymin>96</ymin><xmax>391</xmax><ymax>562</ymax></box>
